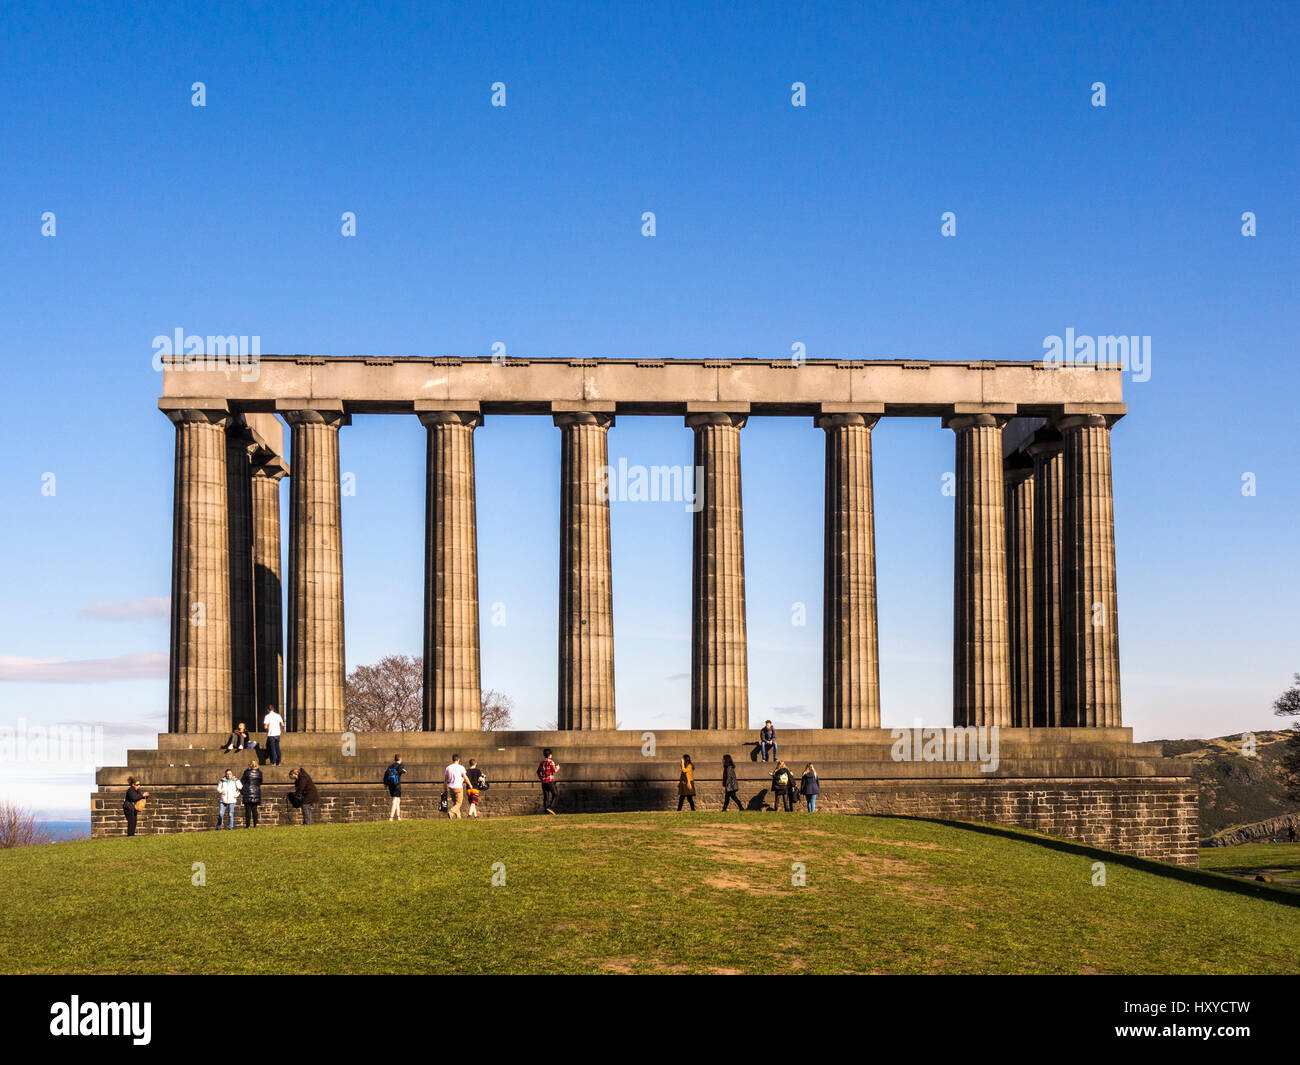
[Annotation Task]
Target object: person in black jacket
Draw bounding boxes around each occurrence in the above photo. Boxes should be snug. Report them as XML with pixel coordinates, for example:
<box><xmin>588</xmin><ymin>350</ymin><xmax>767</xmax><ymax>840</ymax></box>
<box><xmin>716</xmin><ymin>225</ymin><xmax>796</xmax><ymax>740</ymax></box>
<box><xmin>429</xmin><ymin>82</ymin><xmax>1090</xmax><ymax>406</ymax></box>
<box><xmin>288</xmin><ymin>768</ymin><xmax>319</xmax><ymax>825</ymax></box>
<box><xmin>223</xmin><ymin>723</ymin><xmax>256</xmax><ymax>753</ymax></box>
<box><xmin>771</xmin><ymin>761</ymin><xmax>794</xmax><ymax>812</ymax></box>
<box><xmin>385</xmin><ymin>755</ymin><xmax>405</xmax><ymax>822</ymax></box>
<box><xmin>722</xmin><ymin>754</ymin><xmax>742</xmax><ymax>811</ymax></box>
<box><xmin>123</xmin><ymin>776</ymin><xmax>149</xmax><ymax>836</ymax></box>
<box><xmin>241</xmin><ymin>759</ymin><xmax>263</xmax><ymax>827</ymax></box>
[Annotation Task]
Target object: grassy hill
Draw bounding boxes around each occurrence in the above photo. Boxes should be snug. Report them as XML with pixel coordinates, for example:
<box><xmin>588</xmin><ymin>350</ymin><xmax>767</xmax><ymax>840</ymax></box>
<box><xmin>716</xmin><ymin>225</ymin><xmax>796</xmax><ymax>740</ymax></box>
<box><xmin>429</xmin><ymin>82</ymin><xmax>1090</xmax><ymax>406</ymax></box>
<box><xmin>1159</xmin><ymin>729</ymin><xmax>1298</xmax><ymax>840</ymax></box>
<box><xmin>1</xmin><ymin>813</ymin><xmax>1297</xmax><ymax>974</ymax></box>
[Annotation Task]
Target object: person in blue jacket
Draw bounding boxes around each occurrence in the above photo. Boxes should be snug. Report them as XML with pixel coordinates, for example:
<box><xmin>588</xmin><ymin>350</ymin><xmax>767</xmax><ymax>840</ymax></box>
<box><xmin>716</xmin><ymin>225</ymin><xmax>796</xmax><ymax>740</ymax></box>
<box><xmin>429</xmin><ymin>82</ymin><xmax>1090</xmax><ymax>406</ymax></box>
<box><xmin>800</xmin><ymin>763</ymin><xmax>820</xmax><ymax>813</ymax></box>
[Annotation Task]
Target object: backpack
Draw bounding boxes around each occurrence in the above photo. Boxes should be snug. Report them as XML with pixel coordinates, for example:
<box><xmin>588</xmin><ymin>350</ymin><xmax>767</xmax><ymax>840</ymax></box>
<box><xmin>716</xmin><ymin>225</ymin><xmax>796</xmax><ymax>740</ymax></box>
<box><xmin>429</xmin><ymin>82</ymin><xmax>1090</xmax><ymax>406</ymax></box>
<box><xmin>775</xmin><ymin>769</ymin><xmax>790</xmax><ymax>788</ymax></box>
<box><xmin>384</xmin><ymin>765</ymin><xmax>400</xmax><ymax>788</ymax></box>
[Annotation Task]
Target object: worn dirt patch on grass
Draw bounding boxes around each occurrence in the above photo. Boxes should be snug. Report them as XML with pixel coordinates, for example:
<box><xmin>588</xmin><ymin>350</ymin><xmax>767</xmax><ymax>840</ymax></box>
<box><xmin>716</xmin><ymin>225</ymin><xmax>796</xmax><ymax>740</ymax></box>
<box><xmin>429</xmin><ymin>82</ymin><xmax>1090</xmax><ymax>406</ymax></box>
<box><xmin>836</xmin><ymin>852</ymin><xmax>959</xmax><ymax>906</ymax></box>
<box><xmin>702</xmin><ymin>868</ymin><xmax>786</xmax><ymax>896</ymax></box>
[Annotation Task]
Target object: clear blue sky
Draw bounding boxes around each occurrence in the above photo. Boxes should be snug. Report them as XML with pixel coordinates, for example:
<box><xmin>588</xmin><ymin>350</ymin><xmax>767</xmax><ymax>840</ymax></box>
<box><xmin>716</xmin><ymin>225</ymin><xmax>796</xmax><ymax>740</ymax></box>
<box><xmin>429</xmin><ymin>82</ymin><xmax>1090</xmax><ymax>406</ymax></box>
<box><xmin>1</xmin><ymin>1</ymin><xmax>1296</xmax><ymax>814</ymax></box>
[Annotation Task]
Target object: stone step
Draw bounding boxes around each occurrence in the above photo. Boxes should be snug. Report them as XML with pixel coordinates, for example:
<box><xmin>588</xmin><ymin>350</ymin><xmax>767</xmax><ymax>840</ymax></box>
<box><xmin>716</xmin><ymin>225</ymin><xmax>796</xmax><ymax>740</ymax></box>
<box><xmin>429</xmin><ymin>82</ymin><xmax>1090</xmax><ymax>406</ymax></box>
<box><xmin>96</xmin><ymin>756</ymin><xmax>1177</xmax><ymax>787</ymax></box>
<box><xmin>117</xmin><ymin>741</ymin><xmax>1168</xmax><ymax>769</ymax></box>
<box><xmin>153</xmin><ymin>727</ymin><xmax>1138</xmax><ymax>751</ymax></box>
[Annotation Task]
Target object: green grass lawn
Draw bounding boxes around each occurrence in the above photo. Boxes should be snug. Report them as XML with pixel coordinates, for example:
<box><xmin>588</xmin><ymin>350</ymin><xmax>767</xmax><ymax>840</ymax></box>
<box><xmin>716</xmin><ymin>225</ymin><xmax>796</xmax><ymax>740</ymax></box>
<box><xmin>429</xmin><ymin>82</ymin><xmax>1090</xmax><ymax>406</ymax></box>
<box><xmin>2</xmin><ymin>813</ymin><xmax>1297</xmax><ymax>974</ymax></box>
<box><xmin>1198</xmin><ymin>841</ymin><xmax>1300</xmax><ymax>894</ymax></box>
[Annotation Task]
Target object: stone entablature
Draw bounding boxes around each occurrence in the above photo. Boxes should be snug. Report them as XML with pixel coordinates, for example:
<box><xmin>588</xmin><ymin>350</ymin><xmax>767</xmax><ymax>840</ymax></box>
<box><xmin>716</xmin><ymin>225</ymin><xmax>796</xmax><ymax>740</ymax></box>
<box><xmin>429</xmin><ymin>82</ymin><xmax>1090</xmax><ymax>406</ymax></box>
<box><xmin>162</xmin><ymin>355</ymin><xmax>1124</xmax><ymax>415</ymax></box>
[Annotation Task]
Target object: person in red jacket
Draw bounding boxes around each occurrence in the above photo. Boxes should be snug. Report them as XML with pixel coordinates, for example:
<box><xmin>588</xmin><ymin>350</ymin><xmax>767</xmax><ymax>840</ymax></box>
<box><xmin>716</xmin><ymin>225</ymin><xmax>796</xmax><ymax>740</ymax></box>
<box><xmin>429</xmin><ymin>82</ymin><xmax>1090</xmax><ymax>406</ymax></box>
<box><xmin>536</xmin><ymin>748</ymin><xmax>559</xmax><ymax>815</ymax></box>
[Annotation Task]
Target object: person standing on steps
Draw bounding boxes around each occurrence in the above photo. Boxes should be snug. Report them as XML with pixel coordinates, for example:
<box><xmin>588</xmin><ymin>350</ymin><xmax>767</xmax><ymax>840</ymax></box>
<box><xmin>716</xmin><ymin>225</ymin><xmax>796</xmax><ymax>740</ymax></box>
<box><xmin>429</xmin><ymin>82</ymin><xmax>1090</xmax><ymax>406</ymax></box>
<box><xmin>444</xmin><ymin>754</ymin><xmax>468</xmax><ymax>819</ymax></box>
<box><xmin>262</xmin><ymin>704</ymin><xmax>284</xmax><ymax>766</ymax></box>
<box><xmin>241</xmin><ymin>759</ymin><xmax>263</xmax><ymax>827</ymax></box>
<box><xmin>677</xmin><ymin>754</ymin><xmax>696</xmax><ymax>811</ymax></box>
<box><xmin>800</xmin><ymin>763</ymin><xmax>820</xmax><ymax>813</ymax></box>
<box><xmin>384</xmin><ymin>754</ymin><xmax>406</xmax><ymax>821</ymax></box>
<box><xmin>216</xmin><ymin>769</ymin><xmax>241</xmax><ymax>830</ymax></box>
<box><xmin>123</xmin><ymin>776</ymin><xmax>149</xmax><ymax>836</ymax></box>
<box><xmin>537</xmin><ymin>748</ymin><xmax>560</xmax><ymax>814</ymax></box>
<box><xmin>288</xmin><ymin>767</ymin><xmax>318</xmax><ymax>824</ymax></box>
<box><xmin>771</xmin><ymin>760</ymin><xmax>794</xmax><ymax>812</ymax></box>
<box><xmin>758</xmin><ymin>720</ymin><xmax>778</xmax><ymax>763</ymax></box>
<box><xmin>722</xmin><ymin>754</ymin><xmax>742</xmax><ymax>811</ymax></box>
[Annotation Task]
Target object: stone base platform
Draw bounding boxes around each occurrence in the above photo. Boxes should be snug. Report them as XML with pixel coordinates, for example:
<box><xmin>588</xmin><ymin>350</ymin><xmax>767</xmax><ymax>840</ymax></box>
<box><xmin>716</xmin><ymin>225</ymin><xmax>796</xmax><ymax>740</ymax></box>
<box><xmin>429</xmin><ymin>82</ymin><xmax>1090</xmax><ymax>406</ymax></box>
<box><xmin>91</xmin><ymin>727</ymin><xmax>1200</xmax><ymax>866</ymax></box>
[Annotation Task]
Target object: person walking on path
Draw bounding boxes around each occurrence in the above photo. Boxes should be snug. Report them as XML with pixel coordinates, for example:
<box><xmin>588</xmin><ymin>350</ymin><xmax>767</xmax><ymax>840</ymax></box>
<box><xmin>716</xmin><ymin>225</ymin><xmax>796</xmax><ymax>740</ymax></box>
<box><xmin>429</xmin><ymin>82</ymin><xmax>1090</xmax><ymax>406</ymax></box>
<box><xmin>288</xmin><ymin>767</ymin><xmax>318</xmax><ymax>824</ymax></box>
<box><xmin>123</xmin><ymin>776</ymin><xmax>149</xmax><ymax>836</ymax></box>
<box><xmin>800</xmin><ymin>763</ymin><xmax>820</xmax><ymax>813</ymax></box>
<box><xmin>241</xmin><ymin>760</ymin><xmax>263</xmax><ymax>827</ymax></box>
<box><xmin>677</xmin><ymin>754</ymin><xmax>697</xmax><ymax>811</ymax></box>
<box><xmin>384</xmin><ymin>754</ymin><xmax>406</xmax><ymax>821</ymax></box>
<box><xmin>537</xmin><ymin>748</ymin><xmax>560</xmax><ymax>814</ymax></box>
<box><xmin>722</xmin><ymin>754</ymin><xmax>742</xmax><ymax>811</ymax></box>
<box><xmin>216</xmin><ymin>770</ymin><xmax>241</xmax><ymax>830</ymax></box>
<box><xmin>262</xmin><ymin>705</ymin><xmax>284</xmax><ymax>766</ymax></box>
<box><xmin>758</xmin><ymin>721</ymin><xmax>778</xmax><ymax>762</ymax></box>
<box><xmin>466</xmin><ymin>758</ymin><xmax>486</xmax><ymax>818</ymax></box>
<box><xmin>771</xmin><ymin>760</ymin><xmax>794</xmax><ymax>812</ymax></box>
<box><xmin>444</xmin><ymin>754</ymin><xmax>469</xmax><ymax>819</ymax></box>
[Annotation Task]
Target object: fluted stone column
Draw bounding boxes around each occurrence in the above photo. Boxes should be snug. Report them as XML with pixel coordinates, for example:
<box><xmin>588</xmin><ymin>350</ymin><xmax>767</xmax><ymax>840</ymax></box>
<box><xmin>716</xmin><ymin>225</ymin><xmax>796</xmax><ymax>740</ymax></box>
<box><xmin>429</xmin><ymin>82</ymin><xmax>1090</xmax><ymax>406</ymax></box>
<box><xmin>226</xmin><ymin>422</ymin><xmax>257</xmax><ymax>731</ymax></box>
<box><xmin>1028</xmin><ymin>435</ymin><xmax>1064</xmax><ymax>727</ymax></box>
<box><xmin>163</xmin><ymin>403</ymin><xmax>233</xmax><ymax>733</ymax></box>
<box><xmin>282</xmin><ymin>405</ymin><xmax>348</xmax><ymax>733</ymax></box>
<box><xmin>250</xmin><ymin>454</ymin><xmax>287</xmax><ymax>721</ymax></box>
<box><xmin>688</xmin><ymin>412</ymin><xmax>749</xmax><ymax>729</ymax></box>
<box><xmin>1004</xmin><ymin>460</ymin><xmax>1035</xmax><ymax>729</ymax></box>
<box><xmin>946</xmin><ymin>413</ymin><xmax>1012</xmax><ymax>727</ymax></box>
<box><xmin>555</xmin><ymin>411</ymin><xmax>617</xmax><ymax>730</ymax></box>
<box><xmin>420</xmin><ymin>410</ymin><xmax>483</xmax><ymax>731</ymax></box>
<box><xmin>1058</xmin><ymin>413</ymin><xmax>1123</xmax><ymax>727</ymax></box>
<box><xmin>818</xmin><ymin>413</ymin><xmax>881</xmax><ymax>728</ymax></box>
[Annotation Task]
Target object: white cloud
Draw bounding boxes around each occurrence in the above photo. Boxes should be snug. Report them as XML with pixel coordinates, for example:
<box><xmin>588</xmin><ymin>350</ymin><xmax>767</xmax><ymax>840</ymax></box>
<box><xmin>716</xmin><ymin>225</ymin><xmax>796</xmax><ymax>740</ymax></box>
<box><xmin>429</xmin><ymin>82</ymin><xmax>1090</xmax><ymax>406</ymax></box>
<box><xmin>0</xmin><ymin>652</ymin><xmax>167</xmax><ymax>683</ymax></box>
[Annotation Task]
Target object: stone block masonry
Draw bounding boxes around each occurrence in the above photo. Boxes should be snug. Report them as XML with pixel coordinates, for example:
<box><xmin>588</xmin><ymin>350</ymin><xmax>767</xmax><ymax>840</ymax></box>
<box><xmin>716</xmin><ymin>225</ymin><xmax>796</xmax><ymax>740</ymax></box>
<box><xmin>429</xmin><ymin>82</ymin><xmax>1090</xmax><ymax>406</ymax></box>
<box><xmin>92</xmin><ymin>728</ymin><xmax>1199</xmax><ymax>866</ymax></box>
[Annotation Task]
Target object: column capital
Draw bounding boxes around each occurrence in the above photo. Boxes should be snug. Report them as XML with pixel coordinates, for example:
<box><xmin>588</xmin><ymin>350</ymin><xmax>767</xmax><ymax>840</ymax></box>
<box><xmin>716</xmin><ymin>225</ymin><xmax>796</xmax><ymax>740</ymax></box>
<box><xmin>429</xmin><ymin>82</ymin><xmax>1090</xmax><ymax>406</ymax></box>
<box><xmin>815</xmin><ymin>412</ymin><xmax>880</xmax><ymax>431</ymax></box>
<box><xmin>1004</xmin><ymin>458</ymin><xmax>1035</xmax><ymax>487</ymax></box>
<box><xmin>943</xmin><ymin>412</ymin><xmax>1011</xmax><ymax>432</ymax></box>
<box><xmin>276</xmin><ymin>400</ymin><xmax>349</xmax><ymax>428</ymax></box>
<box><xmin>251</xmin><ymin>455</ymin><xmax>290</xmax><ymax>481</ymax></box>
<box><xmin>553</xmin><ymin>411</ymin><xmax>614</xmax><ymax>429</ymax></box>
<box><xmin>225</xmin><ymin>418</ymin><xmax>260</xmax><ymax>457</ymax></box>
<box><xmin>419</xmin><ymin>410</ymin><xmax>483</xmax><ymax>429</ymax></box>
<box><xmin>1053</xmin><ymin>411</ymin><xmax>1122</xmax><ymax>432</ymax></box>
<box><xmin>159</xmin><ymin>398</ymin><xmax>231</xmax><ymax>427</ymax></box>
<box><xmin>1024</xmin><ymin>428</ymin><xmax>1064</xmax><ymax>461</ymax></box>
<box><xmin>685</xmin><ymin>411</ymin><xmax>748</xmax><ymax>430</ymax></box>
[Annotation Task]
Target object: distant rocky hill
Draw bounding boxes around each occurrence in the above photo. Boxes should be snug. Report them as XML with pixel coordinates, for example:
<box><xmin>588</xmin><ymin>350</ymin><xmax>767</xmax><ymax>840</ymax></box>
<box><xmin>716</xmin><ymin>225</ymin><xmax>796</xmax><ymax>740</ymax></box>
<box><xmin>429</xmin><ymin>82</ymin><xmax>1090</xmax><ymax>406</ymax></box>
<box><xmin>1157</xmin><ymin>730</ymin><xmax>1299</xmax><ymax>844</ymax></box>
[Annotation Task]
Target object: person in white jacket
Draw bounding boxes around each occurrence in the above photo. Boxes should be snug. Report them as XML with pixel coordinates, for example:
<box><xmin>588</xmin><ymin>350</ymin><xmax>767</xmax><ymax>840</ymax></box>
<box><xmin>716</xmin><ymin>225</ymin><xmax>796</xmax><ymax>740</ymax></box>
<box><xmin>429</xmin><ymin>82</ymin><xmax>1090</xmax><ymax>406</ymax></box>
<box><xmin>216</xmin><ymin>770</ymin><xmax>242</xmax><ymax>830</ymax></box>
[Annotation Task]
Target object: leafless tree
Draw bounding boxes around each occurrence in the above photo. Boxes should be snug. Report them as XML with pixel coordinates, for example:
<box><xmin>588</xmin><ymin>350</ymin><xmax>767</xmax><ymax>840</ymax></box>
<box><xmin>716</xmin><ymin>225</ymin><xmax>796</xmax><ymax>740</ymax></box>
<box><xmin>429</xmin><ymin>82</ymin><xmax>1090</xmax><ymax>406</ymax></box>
<box><xmin>345</xmin><ymin>654</ymin><xmax>423</xmax><ymax>732</ymax></box>
<box><xmin>481</xmin><ymin>689</ymin><xmax>515</xmax><ymax>731</ymax></box>
<box><xmin>345</xmin><ymin>655</ymin><xmax>516</xmax><ymax>732</ymax></box>
<box><xmin>0</xmin><ymin>801</ymin><xmax>53</xmax><ymax>849</ymax></box>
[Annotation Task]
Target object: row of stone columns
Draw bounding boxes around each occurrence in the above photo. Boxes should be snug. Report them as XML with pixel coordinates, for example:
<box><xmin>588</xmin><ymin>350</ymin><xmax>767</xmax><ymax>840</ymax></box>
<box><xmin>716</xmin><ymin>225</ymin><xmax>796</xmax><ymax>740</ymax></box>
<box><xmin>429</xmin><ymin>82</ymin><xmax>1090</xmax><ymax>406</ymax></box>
<box><xmin>995</xmin><ymin>415</ymin><xmax>1124</xmax><ymax>729</ymax></box>
<box><xmin>165</xmin><ymin>402</ymin><xmax>1120</xmax><ymax>733</ymax></box>
<box><xmin>165</xmin><ymin>403</ymin><xmax>288</xmax><ymax>734</ymax></box>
